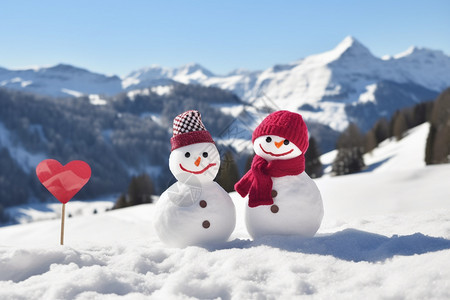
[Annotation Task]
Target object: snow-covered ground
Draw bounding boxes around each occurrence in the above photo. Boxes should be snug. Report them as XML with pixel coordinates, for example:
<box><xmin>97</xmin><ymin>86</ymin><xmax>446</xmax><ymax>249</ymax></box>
<box><xmin>1</xmin><ymin>123</ymin><xmax>450</xmax><ymax>299</ymax></box>
<box><xmin>5</xmin><ymin>198</ymin><xmax>116</xmax><ymax>225</ymax></box>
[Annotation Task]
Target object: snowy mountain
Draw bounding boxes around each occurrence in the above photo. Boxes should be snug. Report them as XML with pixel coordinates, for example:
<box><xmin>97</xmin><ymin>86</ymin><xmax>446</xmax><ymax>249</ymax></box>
<box><xmin>1</xmin><ymin>36</ymin><xmax>448</xmax><ymax>131</ymax></box>
<box><xmin>1</xmin><ymin>122</ymin><xmax>450</xmax><ymax>299</ymax></box>
<box><xmin>122</xmin><ymin>63</ymin><xmax>215</xmax><ymax>89</ymax></box>
<box><xmin>125</xmin><ymin>36</ymin><xmax>449</xmax><ymax>131</ymax></box>
<box><xmin>0</xmin><ymin>64</ymin><xmax>122</xmax><ymax>98</ymax></box>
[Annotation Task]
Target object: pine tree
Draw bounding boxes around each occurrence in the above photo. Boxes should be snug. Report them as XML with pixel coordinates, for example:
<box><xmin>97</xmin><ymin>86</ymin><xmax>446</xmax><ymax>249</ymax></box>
<box><xmin>364</xmin><ymin>129</ymin><xmax>378</xmax><ymax>153</ymax></box>
<box><xmin>215</xmin><ymin>151</ymin><xmax>240</xmax><ymax>193</ymax></box>
<box><xmin>332</xmin><ymin>148</ymin><xmax>365</xmax><ymax>175</ymax></box>
<box><xmin>332</xmin><ymin>123</ymin><xmax>365</xmax><ymax>175</ymax></box>
<box><xmin>244</xmin><ymin>153</ymin><xmax>254</xmax><ymax>174</ymax></box>
<box><xmin>336</xmin><ymin>123</ymin><xmax>365</xmax><ymax>150</ymax></box>
<box><xmin>113</xmin><ymin>194</ymin><xmax>128</xmax><ymax>209</ymax></box>
<box><xmin>412</xmin><ymin>102</ymin><xmax>428</xmax><ymax>127</ymax></box>
<box><xmin>425</xmin><ymin>88</ymin><xmax>450</xmax><ymax>164</ymax></box>
<box><xmin>127</xmin><ymin>174</ymin><xmax>154</xmax><ymax>206</ymax></box>
<box><xmin>373</xmin><ymin>118</ymin><xmax>390</xmax><ymax>144</ymax></box>
<box><xmin>305</xmin><ymin>137</ymin><xmax>323</xmax><ymax>178</ymax></box>
<box><xmin>138</xmin><ymin>173</ymin><xmax>154</xmax><ymax>203</ymax></box>
<box><xmin>433</xmin><ymin>126</ymin><xmax>450</xmax><ymax>164</ymax></box>
<box><xmin>128</xmin><ymin>176</ymin><xmax>140</xmax><ymax>206</ymax></box>
<box><xmin>0</xmin><ymin>204</ymin><xmax>9</xmax><ymax>223</ymax></box>
<box><xmin>389</xmin><ymin>111</ymin><xmax>399</xmax><ymax>138</ymax></box>
<box><xmin>392</xmin><ymin>111</ymin><xmax>408</xmax><ymax>140</ymax></box>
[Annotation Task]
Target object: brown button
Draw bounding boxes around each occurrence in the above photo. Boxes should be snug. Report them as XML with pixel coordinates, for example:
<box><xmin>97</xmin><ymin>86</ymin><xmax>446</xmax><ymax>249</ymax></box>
<box><xmin>271</xmin><ymin>190</ymin><xmax>278</xmax><ymax>198</ymax></box>
<box><xmin>202</xmin><ymin>220</ymin><xmax>210</xmax><ymax>228</ymax></box>
<box><xmin>270</xmin><ymin>205</ymin><xmax>279</xmax><ymax>213</ymax></box>
<box><xmin>199</xmin><ymin>200</ymin><xmax>207</xmax><ymax>208</ymax></box>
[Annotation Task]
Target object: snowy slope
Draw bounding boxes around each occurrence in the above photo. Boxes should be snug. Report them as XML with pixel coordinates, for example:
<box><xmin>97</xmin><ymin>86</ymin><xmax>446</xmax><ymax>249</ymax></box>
<box><xmin>321</xmin><ymin>122</ymin><xmax>430</xmax><ymax>175</ymax></box>
<box><xmin>1</xmin><ymin>123</ymin><xmax>450</xmax><ymax>299</ymax></box>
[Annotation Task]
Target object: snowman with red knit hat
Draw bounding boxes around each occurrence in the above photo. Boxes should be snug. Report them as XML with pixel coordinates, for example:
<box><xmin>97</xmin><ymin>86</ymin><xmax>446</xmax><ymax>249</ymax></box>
<box><xmin>154</xmin><ymin>110</ymin><xmax>236</xmax><ymax>247</ymax></box>
<box><xmin>235</xmin><ymin>110</ymin><xmax>323</xmax><ymax>239</ymax></box>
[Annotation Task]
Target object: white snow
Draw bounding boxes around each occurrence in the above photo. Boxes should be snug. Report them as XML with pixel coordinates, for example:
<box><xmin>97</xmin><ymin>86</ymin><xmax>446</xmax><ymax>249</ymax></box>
<box><xmin>61</xmin><ymin>88</ymin><xmax>84</xmax><ymax>98</ymax></box>
<box><xmin>358</xmin><ymin>83</ymin><xmax>377</xmax><ymax>103</ymax></box>
<box><xmin>126</xmin><ymin>86</ymin><xmax>172</xmax><ymax>101</ymax></box>
<box><xmin>394</xmin><ymin>46</ymin><xmax>418</xmax><ymax>59</ymax></box>
<box><xmin>151</xmin><ymin>85</ymin><xmax>172</xmax><ymax>96</ymax></box>
<box><xmin>88</xmin><ymin>94</ymin><xmax>107</xmax><ymax>106</ymax></box>
<box><xmin>126</xmin><ymin>88</ymin><xmax>150</xmax><ymax>100</ymax></box>
<box><xmin>1</xmin><ymin>123</ymin><xmax>450</xmax><ymax>299</ymax></box>
<box><xmin>6</xmin><ymin>199</ymin><xmax>115</xmax><ymax>224</ymax></box>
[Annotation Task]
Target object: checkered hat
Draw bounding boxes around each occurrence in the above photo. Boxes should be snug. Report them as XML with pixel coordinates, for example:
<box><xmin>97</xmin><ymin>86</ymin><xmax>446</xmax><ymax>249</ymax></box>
<box><xmin>170</xmin><ymin>110</ymin><xmax>214</xmax><ymax>151</ymax></box>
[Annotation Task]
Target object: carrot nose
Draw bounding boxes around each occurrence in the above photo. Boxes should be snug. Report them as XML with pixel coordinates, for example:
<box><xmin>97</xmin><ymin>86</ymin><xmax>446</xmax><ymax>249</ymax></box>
<box><xmin>274</xmin><ymin>140</ymin><xmax>285</xmax><ymax>148</ymax></box>
<box><xmin>194</xmin><ymin>156</ymin><xmax>201</xmax><ymax>167</ymax></box>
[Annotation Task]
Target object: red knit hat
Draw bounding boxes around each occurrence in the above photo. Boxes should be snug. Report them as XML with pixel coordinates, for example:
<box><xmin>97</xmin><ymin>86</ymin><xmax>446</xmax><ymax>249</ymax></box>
<box><xmin>252</xmin><ymin>110</ymin><xmax>309</xmax><ymax>153</ymax></box>
<box><xmin>170</xmin><ymin>110</ymin><xmax>214</xmax><ymax>151</ymax></box>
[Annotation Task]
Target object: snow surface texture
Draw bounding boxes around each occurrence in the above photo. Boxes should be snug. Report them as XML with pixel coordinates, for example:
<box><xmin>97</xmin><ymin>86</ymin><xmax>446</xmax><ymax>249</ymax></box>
<box><xmin>1</xmin><ymin>124</ymin><xmax>450</xmax><ymax>299</ymax></box>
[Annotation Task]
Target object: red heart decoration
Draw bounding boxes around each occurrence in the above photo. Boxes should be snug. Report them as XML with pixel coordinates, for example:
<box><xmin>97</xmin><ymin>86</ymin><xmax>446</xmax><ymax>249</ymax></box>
<box><xmin>36</xmin><ymin>159</ymin><xmax>91</xmax><ymax>204</ymax></box>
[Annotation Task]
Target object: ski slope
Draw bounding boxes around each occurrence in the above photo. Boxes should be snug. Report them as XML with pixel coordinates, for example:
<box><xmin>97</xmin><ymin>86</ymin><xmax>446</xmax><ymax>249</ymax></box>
<box><xmin>1</xmin><ymin>123</ymin><xmax>450</xmax><ymax>299</ymax></box>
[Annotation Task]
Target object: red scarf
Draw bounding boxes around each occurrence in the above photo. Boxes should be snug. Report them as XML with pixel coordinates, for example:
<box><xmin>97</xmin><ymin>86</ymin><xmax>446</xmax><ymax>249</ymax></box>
<box><xmin>234</xmin><ymin>154</ymin><xmax>305</xmax><ymax>207</ymax></box>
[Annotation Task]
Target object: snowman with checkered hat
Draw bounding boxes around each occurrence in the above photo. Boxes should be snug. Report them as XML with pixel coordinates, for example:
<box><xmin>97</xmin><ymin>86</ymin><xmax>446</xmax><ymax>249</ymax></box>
<box><xmin>154</xmin><ymin>110</ymin><xmax>236</xmax><ymax>247</ymax></box>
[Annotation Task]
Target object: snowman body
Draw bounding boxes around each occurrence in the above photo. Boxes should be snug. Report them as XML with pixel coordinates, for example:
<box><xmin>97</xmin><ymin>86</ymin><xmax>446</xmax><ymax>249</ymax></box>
<box><xmin>240</xmin><ymin>130</ymin><xmax>324</xmax><ymax>239</ymax></box>
<box><xmin>245</xmin><ymin>171</ymin><xmax>323</xmax><ymax>239</ymax></box>
<box><xmin>154</xmin><ymin>180</ymin><xmax>236</xmax><ymax>247</ymax></box>
<box><xmin>153</xmin><ymin>141</ymin><xmax>236</xmax><ymax>247</ymax></box>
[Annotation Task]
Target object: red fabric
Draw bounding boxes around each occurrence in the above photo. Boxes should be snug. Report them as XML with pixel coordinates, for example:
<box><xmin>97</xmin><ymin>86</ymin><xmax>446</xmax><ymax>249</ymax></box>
<box><xmin>170</xmin><ymin>130</ymin><xmax>214</xmax><ymax>151</ymax></box>
<box><xmin>234</xmin><ymin>154</ymin><xmax>305</xmax><ymax>207</ymax></box>
<box><xmin>252</xmin><ymin>110</ymin><xmax>309</xmax><ymax>154</ymax></box>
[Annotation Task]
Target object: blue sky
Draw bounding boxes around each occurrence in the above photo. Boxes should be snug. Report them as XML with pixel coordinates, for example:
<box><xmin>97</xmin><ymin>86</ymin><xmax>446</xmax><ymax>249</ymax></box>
<box><xmin>1</xmin><ymin>0</ymin><xmax>449</xmax><ymax>76</ymax></box>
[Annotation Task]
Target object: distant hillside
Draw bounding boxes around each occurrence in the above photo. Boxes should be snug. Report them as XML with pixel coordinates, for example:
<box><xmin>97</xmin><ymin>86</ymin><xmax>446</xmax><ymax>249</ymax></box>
<box><xmin>0</xmin><ymin>85</ymin><xmax>238</xmax><ymax>207</ymax></box>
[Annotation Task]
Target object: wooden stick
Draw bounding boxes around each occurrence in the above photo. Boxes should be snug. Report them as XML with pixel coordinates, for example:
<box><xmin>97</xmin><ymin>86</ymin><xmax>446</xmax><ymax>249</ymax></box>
<box><xmin>60</xmin><ymin>203</ymin><xmax>66</xmax><ymax>245</ymax></box>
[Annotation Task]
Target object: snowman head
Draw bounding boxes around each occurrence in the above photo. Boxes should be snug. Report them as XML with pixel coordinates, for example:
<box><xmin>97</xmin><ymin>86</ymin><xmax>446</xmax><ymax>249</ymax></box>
<box><xmin>169</xmin><ymin>110</ymin><xmax>220</xmax><ymax>185</ymax></box>
<box><xmin>253</xmin><ymin>135</ymin><xmax>302</xmax><ymax>161</ymax></box>
<box><xmin>169</xmin><ymin>142</ymin><xmax>220</xmax><ymax>184</ymax></box>
<box><xmin>252</xmin><ymin>110</ymin><xmax>309</xmax><ymax>161</ymax></box>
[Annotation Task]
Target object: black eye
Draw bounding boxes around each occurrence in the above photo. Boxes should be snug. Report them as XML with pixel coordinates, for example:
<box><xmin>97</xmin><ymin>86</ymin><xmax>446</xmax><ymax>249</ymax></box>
<box><xmin>266</xmin><ymin>137</ymin><xmax>272</xmax><ymax>143</ymax></box>
<box><xmin>185</xmin><ymin>152</ymin><xmax>190</xmax><ymax>158</ymax></box>
<box><xmin>284</xmin><ymin>140</ymin><xmax>290</xmax><ymax>145</ymax></box>
<box><xmin>202</xmin><ymin>152</ymin><xmax>208</xmax><ymax>158</ymax></box>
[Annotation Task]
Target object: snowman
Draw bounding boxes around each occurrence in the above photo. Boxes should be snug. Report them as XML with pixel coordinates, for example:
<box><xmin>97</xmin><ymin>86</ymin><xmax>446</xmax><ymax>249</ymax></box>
<box><xmin>153</xmin><ymin>110</ymin><xmax>236</xmax><ymax>247</ymax></box>
<box><xmin>235</xmin><ymin>110</ymin><xmax>323</xmax><ymax>239</ymax></box>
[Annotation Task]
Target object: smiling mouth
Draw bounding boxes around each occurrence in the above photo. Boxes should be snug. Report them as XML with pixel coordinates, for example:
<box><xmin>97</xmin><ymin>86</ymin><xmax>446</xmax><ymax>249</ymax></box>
<box><xmin>259</xmin><ymin>144</ymin><xmax>294</xmax><ymax>157</ymax></box>
<box><xmin>179</xmin><ymin>163</ymin><xmax>217</xmax><ymax>174</ymax></box>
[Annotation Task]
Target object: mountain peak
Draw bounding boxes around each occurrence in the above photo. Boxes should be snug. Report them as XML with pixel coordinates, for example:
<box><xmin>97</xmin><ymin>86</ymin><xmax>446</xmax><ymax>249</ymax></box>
<box><xmin>333</xmin><ymin>36</ymin><xmax>373</xmax><ymax>57</ymax></box>
<box><xmin>177</xmin><ymin>63</ymin><xmax>214</xmax><ymax>77</ymax></box>
<box><xmin>338</xmin><ymin>36</ymin><xmax>360</xmax><ymax>47</ymax></box>
<box><xmin>306</xmin><ymin>36</ymin><xmax>376</xmax><ymax>66</ymax></box>
<box><xmin>47</xmin><ymin>63</ymin><xmax>86</xmax><ymax>72</ymax></box>
<box><xmin>393</xmin><ymin>46</ymin><xmax>448</xmax><ymax>60</ymax></box>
